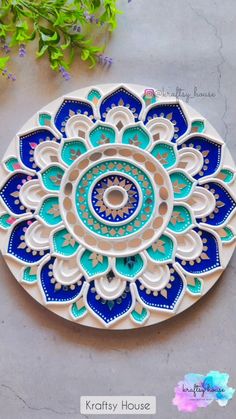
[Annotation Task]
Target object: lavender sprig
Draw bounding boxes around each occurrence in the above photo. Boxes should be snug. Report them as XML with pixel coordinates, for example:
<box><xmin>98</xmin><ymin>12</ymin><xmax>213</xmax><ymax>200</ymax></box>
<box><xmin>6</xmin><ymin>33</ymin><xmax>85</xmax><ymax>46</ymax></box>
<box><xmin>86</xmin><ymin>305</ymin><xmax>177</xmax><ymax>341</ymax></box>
<box><xmin>1</xmin><ymin>68</ymin><xmax>16</xmax><ymax>81</ymax></box>
<box><xmin>59</xmin><ymin>66</ymin><xmax>71</xmax><ymax>81</ymax></box>
<box><xmin>97</xmin><ymin>54</ymin><xmax>113</xmax><ymax>67</ymax></box>
<box><xmin>19</xmin><ymin>44</ymin><xmax>26</xmax><ymax>57</ymax></box>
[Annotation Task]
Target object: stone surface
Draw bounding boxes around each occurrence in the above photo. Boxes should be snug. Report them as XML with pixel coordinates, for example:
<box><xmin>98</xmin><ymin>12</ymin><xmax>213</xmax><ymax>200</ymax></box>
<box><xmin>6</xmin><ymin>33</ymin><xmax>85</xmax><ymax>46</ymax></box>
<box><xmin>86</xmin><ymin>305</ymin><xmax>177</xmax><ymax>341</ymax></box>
<box><xmin>0</xmin><ymin>0</ymin><xmax>235</xmax><ymax>418</ymax></box>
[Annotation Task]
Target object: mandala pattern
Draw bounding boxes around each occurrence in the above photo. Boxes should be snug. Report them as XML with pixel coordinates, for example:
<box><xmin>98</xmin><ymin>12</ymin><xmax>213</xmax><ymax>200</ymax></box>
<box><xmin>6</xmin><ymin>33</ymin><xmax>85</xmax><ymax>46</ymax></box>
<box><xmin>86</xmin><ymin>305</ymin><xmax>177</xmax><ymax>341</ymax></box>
<box><xmin>0</xmin><ymin>84</ymin><xmax>235</xmax><ymax>329</ymax></box>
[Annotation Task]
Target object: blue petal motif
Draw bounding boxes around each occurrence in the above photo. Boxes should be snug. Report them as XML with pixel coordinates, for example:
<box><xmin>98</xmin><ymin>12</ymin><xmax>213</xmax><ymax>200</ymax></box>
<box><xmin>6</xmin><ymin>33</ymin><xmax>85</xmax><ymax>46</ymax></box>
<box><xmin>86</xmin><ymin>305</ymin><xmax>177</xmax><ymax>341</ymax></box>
<box><xmin>8</xmin><ymin>218</ymin><xmax>49</xmax><ymax>263</ymax></box>
<box><xmin>40</xmin><ymin>257</ymin><xmax>85</xmax><ymax>303</ymax></box>
<box><xmin>99</xmin><ymin>87</ymin><xmax>143</xmax><ymax>122</ymax></box>
<box><xmin>198</xmin><ymin>182</ymin><xmax>236</xmax><ymax>226</ymax></box>
<box><xmin>19</xmin><ymin>128</ymin><xmax>58</xmax><ymax>171</ymax></box>
<box><xmin>136</xmin><ymin>265</ymin><xmax>184</xmax><ymax>312</ymax></box>
<box><xmin>54</xmin><ymin>99</ymin><xmax>95</xmax><ymax>136</ymax></box>
<box><xmin>86</xmin><ymin>281</ymin><xmax>134</xmax><ymax>325</ymax></box>
<box><xmin>176</xmin><ymin>228</ymin><xmax>222</xmax><ymax>275</ymax></box>
<box><xmin>0</xmin><ymin>172</ymin><xmax>35</xmax><ymax>215</ymax></box>
<box><xmin>178</xmin><ymin>136</ymin><xmax>223</xmax><ymax>179</ymax></box>
<box><xmin>144</xmin><ymin>103</ymin><xmax>188</xmax><ymax>142</ymax></box>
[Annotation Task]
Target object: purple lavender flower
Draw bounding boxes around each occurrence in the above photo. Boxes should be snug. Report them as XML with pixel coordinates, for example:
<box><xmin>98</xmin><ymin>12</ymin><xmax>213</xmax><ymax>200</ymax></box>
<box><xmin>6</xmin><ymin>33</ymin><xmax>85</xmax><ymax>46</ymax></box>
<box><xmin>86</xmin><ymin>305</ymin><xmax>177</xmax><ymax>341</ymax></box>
<box><xmin>83</xmin><ymin>11</ymin><xmax>98</xmax><ymax>24</ymax></box>
<box><xmin>1</xmin><ymin>68</ymin><xmax>16</xmax><ymax>81</ymax></box>
<box><xmin>19</xmin><ymin>44</ymin><xmax>26</xmax><ymax>58</ymax></box>
<box><xmin>59</xmin><ymin>66</ymin><xmax>71</xmax><ymax>81</ymax></box>
<box><xmin>72</xmin><ymin>24</ymin><xmax>81</xmax><ymax>33</ymax></box>
<box><xmin>97</xmin><ymin>54</ymin><xmax>113</xmax><ymax>67</ymax></box>
<box><xmin>1</xmin><ymin>41</ymin><xmax>10</xmax><ymax>54</ymax></box>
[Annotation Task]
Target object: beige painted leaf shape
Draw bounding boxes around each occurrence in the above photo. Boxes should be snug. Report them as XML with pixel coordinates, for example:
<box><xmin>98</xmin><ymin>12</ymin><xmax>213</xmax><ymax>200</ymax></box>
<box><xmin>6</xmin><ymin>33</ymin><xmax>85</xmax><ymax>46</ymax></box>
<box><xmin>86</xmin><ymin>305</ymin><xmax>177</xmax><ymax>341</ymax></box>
<box><xmin>172</xmin><ymin>180</ymin><xmax>187</xmax><ymax>193</ymax></box>
<box><xmin>152</xmin><ymin>239</ymin><xmax>165</xmax><ymax>253</ymax></box>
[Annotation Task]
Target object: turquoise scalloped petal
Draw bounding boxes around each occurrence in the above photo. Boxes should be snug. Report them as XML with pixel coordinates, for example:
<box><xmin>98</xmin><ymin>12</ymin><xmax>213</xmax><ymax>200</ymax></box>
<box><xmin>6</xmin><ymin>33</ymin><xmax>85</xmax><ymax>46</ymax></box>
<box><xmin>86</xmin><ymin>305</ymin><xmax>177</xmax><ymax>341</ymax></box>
<box><xmin>191</xmin><ymin>120</ymin><xmax>205</xmax><ymax>133</ymax></box>
<box><xmin>115</xmin><ymin>254</ymin><xmax>144</xmax><ymax>279</ymax></box>
<box><xmin>170</xmin><ymin>171</ymin><xmax>195</xmax><ymax>199</ymax></box>
<box><xmin>23</xmin><ymin>267</ymin><xmax>37</xmax><ymax>283</ymax></box>
<box><xmin>142</xmin><ymin>93</ymin><xmax>156</xmax><ymax>106</ymax></box>
<box><xmin>146</xmin><ymin>234</ymin><xmax>174</xmax><ymax>262</ymax></box>
<box><xmin>80</xmin><ymin>250</ymin><xmax>109</xmax><ymax>278</ymax></box>
<box><xmin>41</xmin><ymin>165</ymin><xmax>64</xmax><ymax>191</ymax></box>
<box><xmin>122</xmin><ymin>126</ymin><xmax>150</xmax><ymax>149</ymax></box>
<box><xmin>0</xmin><ymin>213</ymin><xmax>13</xmax><ymax>229</ymax></box>
<box><xmin>61</xmin><ymin>140</ymin><xmax>87</xmax><ymax>166</ymax></box>
<box><xmin>131</xmin><ymin>306</ymin><xmax>149</xmax><ymax>323</ymax></box>
<box><xmin>53</xmin><ymin>228</ymin><xmax>79</xmax><ymax>256</ymax></box>
<box><xmin>218</xmin><ymin>169</ymin><xmax>234</xmax><ymax>184</ymax></box>
<box><xmin>38</xmin><ymin>113</ymin><xmax>52</xmax><ymax>127</ymax></box>
<box><xmin>87</xmin><ymin>89</ymin><xmax>102</xmax><ymax>104</ymax></box>
<box><xmin>4</xmin><ymin>157</ymin><xmax>21</xmax><ymax>172</ymax></box>
<box><xmin>220</xmin><ymin>227</ymin><xmax>235</xmax><ymax>243</ymax></box>
<box><xmin>89</xmin><ymin>124</ymin><xmax>116</xmax><ymax>147</ymax></box>
<box><xmin>71</xmin><ymin>301</ymin><xmax>87</xmax><ymax>319</ymax></box>
<box><xmin>38</xmin><ymin>197</ymin><xmax>62</xmax><ymax>226</ymax></box>
<box><xmin>187</xmin><ymin>278</ymin><xmax>202</xmax><ymax>295</ymax></box>
<box><xmin>168</xmin><ymin>205</ymin><xmax>193</xmax><ymax>233</ymax></box>
<box><xmin>151</xmin><ymin>143</ymin><xmax>177</xmax><ymax>169</ymax></box>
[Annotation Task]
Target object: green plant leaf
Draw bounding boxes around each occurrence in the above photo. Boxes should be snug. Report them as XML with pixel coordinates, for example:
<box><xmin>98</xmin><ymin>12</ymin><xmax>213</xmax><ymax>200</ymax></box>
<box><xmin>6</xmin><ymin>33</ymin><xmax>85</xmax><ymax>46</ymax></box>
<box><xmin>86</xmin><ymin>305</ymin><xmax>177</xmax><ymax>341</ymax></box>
<box><xmin>0</xmin><ymin>56</ymin><xmax>9</xmax><ymax>70</ymax></box>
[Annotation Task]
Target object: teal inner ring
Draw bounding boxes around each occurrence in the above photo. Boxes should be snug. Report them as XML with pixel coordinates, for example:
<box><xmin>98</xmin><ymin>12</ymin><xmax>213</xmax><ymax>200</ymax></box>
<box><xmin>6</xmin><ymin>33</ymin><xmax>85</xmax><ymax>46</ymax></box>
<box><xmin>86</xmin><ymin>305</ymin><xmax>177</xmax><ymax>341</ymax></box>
<box><xmin>75</xmin><ymin>160</ymin><xmax>155</xmax><ymax>238</ymax></box>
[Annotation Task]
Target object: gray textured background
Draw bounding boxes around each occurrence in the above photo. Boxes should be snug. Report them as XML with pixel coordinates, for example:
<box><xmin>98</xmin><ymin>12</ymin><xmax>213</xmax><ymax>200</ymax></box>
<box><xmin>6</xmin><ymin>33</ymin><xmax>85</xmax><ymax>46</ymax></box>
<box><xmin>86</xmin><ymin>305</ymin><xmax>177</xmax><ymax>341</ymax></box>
<box><xmin>0</xmin><ymin>0</ymin><xmax>236</xmax><ymax>418</ymax></box>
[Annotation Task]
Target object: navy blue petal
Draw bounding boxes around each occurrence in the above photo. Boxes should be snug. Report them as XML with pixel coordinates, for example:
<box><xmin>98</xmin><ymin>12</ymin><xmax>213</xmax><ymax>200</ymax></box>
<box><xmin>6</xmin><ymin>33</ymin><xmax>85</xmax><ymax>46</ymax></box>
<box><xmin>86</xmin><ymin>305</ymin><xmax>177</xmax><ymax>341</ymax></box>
<box><xmin>176</xmin><ymin>228</ymin><xmax>221</xmax><ymax>275</ymax></box>
<box><xmin>40</xmin><ymin>257</ymin><xmax>85</xmax><ymax>303</ymax></box>
<box><xmin>86</xmin><ymin>281</ymin><xmax>133</xmax><ymax>325</ymax></box>
<box><xmin>136</xmin><ymin>265</ymin><xmax>184</xmax><ymax>312</ymax></box>
<box><xmin>197</xmin><ymin>182</ymin><xmax>236</xmax><ymax>226</ymax></box>
<box><xmin>0</xmin><ymin>172</ymin><xmax>35</xmax><ymax>215</ymax></box>
<box><xmin>19</xmin><ymin>128</ymin><xmax>58</xmax><ymax>171</ymax></box>
<box><xmin>54</xmin><ymin>99</ymin><xmax>95</xmax><ymax>137</ymax></box>
<box><xmin>144</xmin><ymin>103</ymin><xmax>188</xmax><ymax>142</ymax></box>
<box><xmin>8</xmin><ymin>218</ymin><xmax>49</xmax><ymax>263</ymax></box>
<box><xmin>178</xmin><ymin>136</ymin><xmax>223</xmax><ymax>179</ymax></box>
<box><xmin>99</xmin><ymin>87</ymin><xmax>142</xmax><ymax>122</ymax></box>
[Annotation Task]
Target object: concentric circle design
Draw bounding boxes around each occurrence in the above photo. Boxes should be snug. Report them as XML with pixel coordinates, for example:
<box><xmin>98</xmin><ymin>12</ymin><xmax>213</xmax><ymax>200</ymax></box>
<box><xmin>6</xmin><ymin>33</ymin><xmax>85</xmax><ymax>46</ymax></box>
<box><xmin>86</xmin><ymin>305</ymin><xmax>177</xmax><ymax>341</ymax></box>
<box><xmin>60</xmin><ymin>145</ymin><xmax>173</xmax><ymax>256</ymax></box>
<box><xmin>91</xmin><ymin>173</ymin><xmax>141</xmax><ymax>223</ymax></box>
<box><xmin>0</xmin><ymin>83</ymin><xmax>235</xmax><ymax>330</ymax></box>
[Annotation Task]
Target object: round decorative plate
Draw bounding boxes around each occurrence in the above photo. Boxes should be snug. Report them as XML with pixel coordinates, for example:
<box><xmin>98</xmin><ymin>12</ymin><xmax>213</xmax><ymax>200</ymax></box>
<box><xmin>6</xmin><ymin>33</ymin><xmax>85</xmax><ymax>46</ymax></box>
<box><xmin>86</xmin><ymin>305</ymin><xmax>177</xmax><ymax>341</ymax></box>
<box><xmin>0</xmin><ymin>84</ymin><xmax>235</xmax><ymax>329</ymax></box>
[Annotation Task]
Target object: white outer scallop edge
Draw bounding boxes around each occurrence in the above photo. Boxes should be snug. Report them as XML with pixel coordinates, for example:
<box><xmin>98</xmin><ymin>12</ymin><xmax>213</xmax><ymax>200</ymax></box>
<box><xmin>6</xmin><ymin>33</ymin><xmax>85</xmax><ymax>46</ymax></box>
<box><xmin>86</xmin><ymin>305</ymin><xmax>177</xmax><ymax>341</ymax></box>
<box><xmin>0</xmin><ymin>83</ymin><xmax>235</xmax><ymax>330</ymax></box>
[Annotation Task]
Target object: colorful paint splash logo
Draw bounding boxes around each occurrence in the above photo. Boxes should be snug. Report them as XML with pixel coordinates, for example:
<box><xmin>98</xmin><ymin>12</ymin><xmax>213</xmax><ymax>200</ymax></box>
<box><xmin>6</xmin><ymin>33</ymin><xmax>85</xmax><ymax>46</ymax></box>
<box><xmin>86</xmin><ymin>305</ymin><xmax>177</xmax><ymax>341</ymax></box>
<box><xmin>173</xmin><ymin>371</ymin><xmax>235</xmax><ymax>413</ymax></box>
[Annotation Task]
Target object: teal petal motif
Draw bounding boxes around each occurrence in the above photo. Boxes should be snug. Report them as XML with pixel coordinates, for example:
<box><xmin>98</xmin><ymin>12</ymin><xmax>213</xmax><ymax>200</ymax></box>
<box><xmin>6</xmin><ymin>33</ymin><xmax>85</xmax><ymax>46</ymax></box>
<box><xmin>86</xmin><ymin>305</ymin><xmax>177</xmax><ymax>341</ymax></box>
<box><xmin>146</xmin><ymin>234</ymin><xmax>175</xmax><ymax>263</ymax></box>
<box><xmin>87</xmin><ymin>89</ymin><xmax>102</xmax><ymax>105</ymax></box>
<box><xmin>71</xmin><ymin>299</ymin><xmax>87</xmax><ymax>319</ymax></box>
<box><xmin>61</xmin><ymin>139</ymin><xmax>87</xmax><ymax>166</ymax></box>
<box><xmin>151</xmin><ymin>142</ymin><xmax>177</xmax><ymax>169</ymax></box>
<box><xmin>114</xmin><ymin>254</ymin><xmax>145</xmax><ymax>280</ymax></box>
<box><xmin>122</xmin><ymin>124</ymin><xmax>151</xmax><ymax>149</ymax></box>
<box><xmin>79</xmin><ymin>249</ymin><xmax>109</xmax><ymax>279</ymax></box>
<box><xmin>0</xmin><ymin>213</ymin><xmax>15</xmax><ymax>229</ymax></box>
<box><xmin>22</xmin><ymin>266</ymin><xmax>37</xmax><ymax>284</ymax></box>
<box><xmin>187</xmin><ymin>278</ymin><xmax>203</xmax><ymax>296</ymax></box>
<box><xmin>38</xmin><ymin>196</ymin><xmax>62</xmax><ymax>226</ymax></box>
<box><xmin>142</xmin><ymin>89</ymin><xmax>156</xmax><ymax>106</ymax></box>
<box><xmin>52</xmin><ymin>227</ymin><xmax>79</xmax><ymax>257</ymax></box>
<box><xmin>38</xmin><ymin>112</ymin><xmax>52</xmax><ymax>127</ymax></box>
<box><xmin>89</xmin><ymin>123</ymin><xmax>116</xmax><ymax>147</ymax></box>
<box><xmin>4</xmin><ymin>157</ymin><xmax>21</xmax><ymax>172</ymax></box>
<box><xmin>41</xmin><ymin>165</ymin><xmax>64</xmax><ymax>192</ymax></box>
<box><xmin>191</xmin><ymin>120</ymin><xmax>205</xmax><ymax>133</ymax></box>
<box><xmin>217</xmin><ymin>168</ymin><xmax>235</xmax><ymax>184</ymax></box>
<box><xmin>170</xmin><ymin>170</ymin><xmax>195</xmax><ymax>199</ymax></box>
<box><xmin>131</xmin><ymin>302</ymin><xmax>149</xmax><ymax>324</ymax></box>
<box><xmin>218</xmin><ymin>226</ymin><xmax>235</xmax><ymax>243</ymax></box>
<box><xmin>168</xmin><ymin>205</ymin><xmax>194</xmax><ymax>233</ymax></box>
